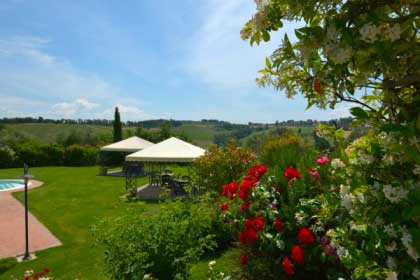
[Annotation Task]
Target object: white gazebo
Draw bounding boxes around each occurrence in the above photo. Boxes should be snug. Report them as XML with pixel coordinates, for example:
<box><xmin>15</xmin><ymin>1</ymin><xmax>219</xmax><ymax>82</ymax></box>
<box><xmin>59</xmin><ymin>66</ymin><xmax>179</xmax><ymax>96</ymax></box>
<box><xmin>100</xmin><ymin>136</ymin><xmax>154</xmax><ymax>153</ymax></box>
<box><xmin>125</xmin><ymin>137</ymin><xmax>206</xmax><ymax>200</ymax></box>
<box><xmin>125</xmin><ymin>137</ymin><xmax>205</xmax><ymax>163</ymax></box>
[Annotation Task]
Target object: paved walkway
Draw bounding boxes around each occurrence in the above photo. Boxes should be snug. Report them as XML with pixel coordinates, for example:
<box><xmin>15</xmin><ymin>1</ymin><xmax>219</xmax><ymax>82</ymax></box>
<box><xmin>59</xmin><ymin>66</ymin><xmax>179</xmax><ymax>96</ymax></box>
<box><xmin>0</xmin><ymin>180</ymin><xmax>61</xmax><ymax>259</ymax></box>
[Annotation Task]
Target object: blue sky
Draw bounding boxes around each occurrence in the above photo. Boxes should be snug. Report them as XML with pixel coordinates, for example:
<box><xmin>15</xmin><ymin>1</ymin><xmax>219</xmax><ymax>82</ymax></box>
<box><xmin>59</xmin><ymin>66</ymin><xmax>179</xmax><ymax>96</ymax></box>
<box><xmin>0</xmin><ymin>0</ymin><xmax>349</xmax><ymax>123</ymax></box>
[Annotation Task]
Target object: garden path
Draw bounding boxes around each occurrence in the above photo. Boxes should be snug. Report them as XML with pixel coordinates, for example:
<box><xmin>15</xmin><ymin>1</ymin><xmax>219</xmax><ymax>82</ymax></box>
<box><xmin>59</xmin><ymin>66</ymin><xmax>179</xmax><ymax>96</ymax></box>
<box><xmin>0</xmin><ymin>180</ymin><xmax>61</xmax><ymax>259</ymax></box>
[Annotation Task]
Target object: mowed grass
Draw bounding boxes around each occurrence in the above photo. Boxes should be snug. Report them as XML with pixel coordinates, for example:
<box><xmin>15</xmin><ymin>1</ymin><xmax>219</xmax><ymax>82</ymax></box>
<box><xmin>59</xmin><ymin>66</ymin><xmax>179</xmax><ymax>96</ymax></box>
<box><xmin>0</xmin><ymin>166</ymin><xmax>153</xmax><ymax>279</ymax></box>
<box><xmin>0</xmin><ymin>166</ymin><xmax>240</xmax><ymax>279</ymax></box>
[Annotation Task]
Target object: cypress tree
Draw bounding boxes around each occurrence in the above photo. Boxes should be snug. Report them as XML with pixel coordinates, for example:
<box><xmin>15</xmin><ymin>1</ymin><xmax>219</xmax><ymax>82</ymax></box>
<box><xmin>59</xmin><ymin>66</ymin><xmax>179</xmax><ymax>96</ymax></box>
<box><xmin>113</xmin><ymin>107</ymin><xmax>122</xmax><ymax>142</ymax></box>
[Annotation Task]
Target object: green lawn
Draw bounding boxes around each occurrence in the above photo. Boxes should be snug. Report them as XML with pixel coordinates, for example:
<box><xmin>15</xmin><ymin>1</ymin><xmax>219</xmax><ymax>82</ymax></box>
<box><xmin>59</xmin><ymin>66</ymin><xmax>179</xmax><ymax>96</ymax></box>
<box><xmin>0</xmin><ymin>167</ymin><xmax>239</xmax><ymax>279</ymax></box>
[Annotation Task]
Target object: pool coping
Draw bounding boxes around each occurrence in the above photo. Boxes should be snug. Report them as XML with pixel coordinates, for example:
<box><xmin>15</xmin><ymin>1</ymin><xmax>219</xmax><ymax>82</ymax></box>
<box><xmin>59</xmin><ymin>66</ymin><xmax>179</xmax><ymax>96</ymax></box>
<box><xmin>0</xmin><ymin>179</ymin><xmax>33</xmax><ymax>192</ymax></box>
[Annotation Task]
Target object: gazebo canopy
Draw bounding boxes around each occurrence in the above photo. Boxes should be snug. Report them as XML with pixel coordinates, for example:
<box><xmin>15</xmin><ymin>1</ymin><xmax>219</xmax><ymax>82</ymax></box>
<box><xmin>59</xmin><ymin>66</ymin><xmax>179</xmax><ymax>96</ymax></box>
<box><xmin>100</xmin><ymin>136</ymin><xmax>154</xmax><ymax>153</ymax></box>
<box><xmin>125</xmin><ymin>137</ymin><xmax>205</xmax><ymax>162</ymax></box>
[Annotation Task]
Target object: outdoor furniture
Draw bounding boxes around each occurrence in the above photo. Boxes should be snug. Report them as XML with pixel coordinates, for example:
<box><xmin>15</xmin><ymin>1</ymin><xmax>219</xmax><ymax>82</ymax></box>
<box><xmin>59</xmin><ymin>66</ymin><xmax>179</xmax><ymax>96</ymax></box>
<box><xmin>151</xmin><ymin>173</ymin><xmax>161</xmax><ymax>187</ymax></box>
<box><xmin>169</xmin><ymin>180</ymin><xmax>187</xmax><ymax>197</ymax></box>
<box><xmin>161</xmin><ymin>174</ymin><xmax>172</xmax><ymax>187</ymax></box>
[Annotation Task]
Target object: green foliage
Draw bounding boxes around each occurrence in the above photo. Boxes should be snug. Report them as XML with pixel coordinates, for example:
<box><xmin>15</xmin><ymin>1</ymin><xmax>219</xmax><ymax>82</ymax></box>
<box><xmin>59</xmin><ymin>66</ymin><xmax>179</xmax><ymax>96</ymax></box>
<box><xmin>0</xmin><ymin>258</ymin><xmax>17</xmax><ymax>274</ymax></box>
<box><xmin>160</xmin><ymin>120</ymin><xmax>171</xmax><ymax>140</ymax></box>
<box><xmin>113</xmin><ymin>107</ymin><xmax>123</xmax><ymax>143</ymax></box>
<box><xmin>63</xmin><ymin>145</ymin><xmax>98</xmax><ymax>166</ymax></box>
<box><xmin>2</xmin><ymin>142</ymin><xmax>97</xmax><ymax>168</ymax></box>
<box><xmin>260</xmin><ymin>133</ymin><xmax>313</xmax><ymax>167</ymax></box>
<box><xmin>193</xmin><ymin>142</ymin><xmax>256</xmax><ymax>193</ymax></box>
<box><xmin>242</xmin><ymin>1</ymin><xmax>420</xmax><ymax>278</ymax></box>
<box><xmin>94</xmin><ymin>200</ymin><xmax>223</xmax><ymax>279</ymax></box>
<box><xmin>0</xmin><ymin>145</ymin><xmax>16</xmax><ymax>168</ymax></box>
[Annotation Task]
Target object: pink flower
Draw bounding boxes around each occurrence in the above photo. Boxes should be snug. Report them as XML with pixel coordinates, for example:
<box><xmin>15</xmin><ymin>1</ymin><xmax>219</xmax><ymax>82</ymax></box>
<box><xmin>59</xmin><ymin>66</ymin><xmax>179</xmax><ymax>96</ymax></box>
<box><xmin>307</xmin><ymin>167</ymin><xmax>320</xmax><ymax>180</ymax></box>
<box><xmin>316</xmin><ymin>156</ymin><xmax>330</xmax><ymax>165</ymax></box>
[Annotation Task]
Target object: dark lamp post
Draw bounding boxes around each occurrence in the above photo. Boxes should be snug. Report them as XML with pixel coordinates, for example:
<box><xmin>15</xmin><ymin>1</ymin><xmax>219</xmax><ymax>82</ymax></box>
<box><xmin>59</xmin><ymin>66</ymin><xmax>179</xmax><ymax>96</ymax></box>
<box><xmin>19</xmin><ymin>163</ymin><xmax>34</xmax><ymax>261</ymax></box>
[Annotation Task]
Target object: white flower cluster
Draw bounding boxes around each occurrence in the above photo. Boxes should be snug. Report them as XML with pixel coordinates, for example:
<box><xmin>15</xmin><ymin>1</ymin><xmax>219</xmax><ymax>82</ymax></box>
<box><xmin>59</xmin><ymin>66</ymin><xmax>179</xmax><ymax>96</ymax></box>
<box><xmin>325</xmin><ymin>44</ymin><xmax>352</xmax><ymax>64</ymax></box>
<box><xmin>360</xmin><ymin>24</ymin><xmax>381</xmax><ymax>43</ymax></box>
<box><xmin>413</xmin><ymin>268</ymin><xmax>420</xmax><ymax>280</ymax></box>
<box><xmin>413</xmin><ymin>164</ymin><xmax>420</xmax><ymax>177</ymax></box>
<box><xmin>383</xmin><ymin>184</ymin><xmax>408</xmax><ymax>203</ymax></box>
<box><xmin>386</xmin><ymin>271</ymin><xmax>398</xmax><ymax>280</ymax></box>
<box><xmin>294</xmin><ymin>210</ymin><xmax>308</xmax><ymax>225</ymax></box>
<box><xmin>208</xmin><ymin>260</ymin><xmax>216</xmax><ymax>271</ymax></box>
<box><xmin>359</xmin><ymin>23</ymin><xmax>401</xmax><ymax>43</ymax></box>
<box><xmin>401</xmin><ymin>227</ymin><xmax>419</xmax><ymax>262</ymax></box>
<box><xmin>331</xmin><ymin>158</ymin><xmax>345</xmax><ymax>169</ymax></box>
<box><xmin>384</xmin><ymin>224</ymin><xmax>398</xmax><ymax>238</ymax></box>
<box><xmin>144</xmin><ymin>274</ymin><xmax>154</xmax><ymax>280</ymax></box>
<box><xmin>339</xmin><ymin>185</ymin><xmax>355</xmax><ymax>211</ymax></box>
<box><xmin>254</xmin><ymin>0</ymin><xmax>270</xmax><ymax>11</ymax></box>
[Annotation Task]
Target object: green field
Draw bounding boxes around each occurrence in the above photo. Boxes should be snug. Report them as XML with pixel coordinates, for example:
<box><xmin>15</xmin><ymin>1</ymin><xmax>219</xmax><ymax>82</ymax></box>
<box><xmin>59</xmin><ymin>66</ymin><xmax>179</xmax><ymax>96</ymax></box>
<box><xmin>0</xmin><ymin>167</ymin><xmax>239</xmax><ymax>279</ymax></box>
<box><xmin>173</xmin><ymin>123</ymin><xmax>216</xmax><ymax>147</ymax></box>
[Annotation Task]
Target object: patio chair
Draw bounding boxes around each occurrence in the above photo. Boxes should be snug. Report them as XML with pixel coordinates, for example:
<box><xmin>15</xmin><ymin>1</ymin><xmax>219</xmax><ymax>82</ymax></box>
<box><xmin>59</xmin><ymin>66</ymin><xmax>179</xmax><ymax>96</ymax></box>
<box><xmin>161</xmin><ymin>174</ymin><xmax>172</xmax><ymax>187</ymax></box>
<box><xmin>151</xmin><ymin>173</ymin><xmax>161</xmax><ymax>187</ymax></box>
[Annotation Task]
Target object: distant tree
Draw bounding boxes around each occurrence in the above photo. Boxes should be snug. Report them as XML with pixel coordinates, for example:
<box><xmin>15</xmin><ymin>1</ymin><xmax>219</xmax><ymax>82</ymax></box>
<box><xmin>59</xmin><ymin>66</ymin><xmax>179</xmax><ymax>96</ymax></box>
<box><xmin>159</xmin><ymin>121</ymin><xmax>171</xmax><ymax>141</ymax></box>
<box><xmin>113</xmin><ymin>107</ymin><xmax>122</xmax><ymax>143</ymax></box>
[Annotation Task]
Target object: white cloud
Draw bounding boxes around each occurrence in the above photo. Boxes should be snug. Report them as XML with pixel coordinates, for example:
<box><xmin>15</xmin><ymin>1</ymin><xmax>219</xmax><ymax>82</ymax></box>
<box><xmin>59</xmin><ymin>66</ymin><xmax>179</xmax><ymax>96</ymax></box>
<box><xmin>96</xmin><ymin>104</ymin><xmax>156</xmax><ymax>121</ymax></box>
<box><xmin>50</xmin><ymin>98</ymin><xmax>99</xmax><ymax>118</ymax></box>
<box><xmin>184</xmin><ymin>0</ymin><xmax>301</xmax><ymax>92</ymax></box>
<box><xmin>0</xmin><ymin>35</ymin><xmax>156</xmax><ymax>120</ymax></box>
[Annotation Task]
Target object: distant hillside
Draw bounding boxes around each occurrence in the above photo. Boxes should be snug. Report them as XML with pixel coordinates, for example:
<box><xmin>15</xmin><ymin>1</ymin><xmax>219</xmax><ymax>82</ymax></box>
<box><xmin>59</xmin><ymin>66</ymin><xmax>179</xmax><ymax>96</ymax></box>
<box><xmin>0</xmin><ymin>117</ymin><xmax>353</xmax><ymax>148</ymax></box>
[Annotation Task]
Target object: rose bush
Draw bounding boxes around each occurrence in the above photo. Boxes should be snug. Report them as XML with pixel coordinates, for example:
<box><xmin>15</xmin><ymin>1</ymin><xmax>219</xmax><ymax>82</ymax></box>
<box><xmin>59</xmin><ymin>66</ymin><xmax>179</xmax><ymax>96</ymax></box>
<box><xmin>219</xmin><ymin>159</ymin><xmax>349</xmax><ymax>279</ymax></box>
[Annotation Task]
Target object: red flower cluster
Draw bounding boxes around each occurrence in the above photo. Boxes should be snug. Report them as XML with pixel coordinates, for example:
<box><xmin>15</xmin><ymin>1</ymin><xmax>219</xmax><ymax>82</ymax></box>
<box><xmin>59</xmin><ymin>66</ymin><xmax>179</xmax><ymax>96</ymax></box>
<box><xmin>291</xmin><ymin>245</ymin><xmax>304</xmax><ymax>264</ymax></box>
<box><xmin>221</xmin><ymin>181</ymin><xmax>238</xmax><ymax>200</ymax></box>
<box><xmin>283</xmin><ymin>167</ymin><xmax>301</xmax><ymax>180</ymax></box>
<box><xmin>297</xmin><ymin>227</ymin><xmax>315</xmax><ymax>244</ymax></box>
<box><xmin>22</xmin><ymin>268</ymin><xmax>50</xmax><ymax>280</ymax></box>
<box><xmin>237</xmin><ymin>165</ymin><xmax>267</xmax><ymax>209</ymax></box>
<box><xmin>220</xmin><ymin>202</ymin><xmax>229</xmax><ymax>212</ymax></box>
<box><xmin>274</xmin><ymin>218</ymin><xmax>283</xmax><ymax>232</ymax></box>
<box><xmin>240</xmin><ymin>216</ymin><xmax>265</xmax><ymax>244</ymax></box>
<box><xmin>307</xmin><ymin>166</ymin><xmax>320</xmax><ymax>180</ymax></box>
<box><xmin>282</xmin><ymin>257</ymin><xmax>294</xmax><ymax>275</ymax></box>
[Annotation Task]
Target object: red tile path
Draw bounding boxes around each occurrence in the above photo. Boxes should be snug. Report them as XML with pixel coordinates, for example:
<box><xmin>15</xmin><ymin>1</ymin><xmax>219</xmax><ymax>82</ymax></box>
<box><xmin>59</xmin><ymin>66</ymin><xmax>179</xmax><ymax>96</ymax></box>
<box><xmin>0</xmin><ymin>180</ymin><xmax>61</xmax><ymax>259</ymax></box>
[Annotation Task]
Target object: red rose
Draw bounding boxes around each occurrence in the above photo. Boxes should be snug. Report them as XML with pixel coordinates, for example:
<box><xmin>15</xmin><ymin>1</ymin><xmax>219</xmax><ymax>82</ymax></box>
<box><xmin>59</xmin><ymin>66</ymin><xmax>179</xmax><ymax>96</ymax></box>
<box><xmin>220</xmin><ymin>202</ymin><xmax>229</xmax><ymax>212</ymax></box>
<box><xmin>240</xmin><ymin>201</ymin><xmax>251</xmax><ymax>211</ymax></box>
<box><xmin>252</xmin><ymin>216</ymin><xmax>265</xmax><ymax>231</ymax></box>
<box><xmin>43</xmin><ymin>268</ymin><xmax>50</xmax><ymax>273</ymax></box>
<box><xmin>221</xmin><ymin>184</ymin><xmax>229</xmax><ymax>196</ymax></box>
<box><xmin>274</xmin><ymin>219</ymin><xmax>283</xmax><ymax>232</ymax></box>
<box><xmin>282</xmin><ymin>257</ymin><xmax>295</xmax><ymax>276</ymax></box>
<box><xmin>240</xmin><ymin>253</ymin><xmax>247</xmax><ymax>265</ymax></box>
<box><xmin>247</xmin><ymin>164</ymin><xmax>268</xmax><ymax>180</ymax></box>
<box><xmin>297</xmin><ymin>227</ymin><xmax>315</xmax><ymax>244</ymax></box>
<box><xmin>238</xmin><ymin>191</ymin><xmax>246</xmax><ymax>199</ymax></box>
<box><xmin>239</xmin><ymin>231</ymin><xmax>247</xmax><ymax>244</ymax></box>
<box><xmin>284</xmin><ymin>167</ymin><xmax>301</xmax><ymax>180</ymax></box>
<box><xmin>246</xmin><ymin>227</ymin><xmax>258</xmax><ymax>243</ymax></box>
<box><xmin>291</xmin><ymin>245</ymin><xmax>305</xmax><ymax>264</ymax></box>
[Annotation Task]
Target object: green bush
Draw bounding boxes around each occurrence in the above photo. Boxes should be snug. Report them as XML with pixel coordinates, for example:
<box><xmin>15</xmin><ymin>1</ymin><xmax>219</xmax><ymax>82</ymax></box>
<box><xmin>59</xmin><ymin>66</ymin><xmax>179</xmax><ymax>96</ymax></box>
<box><xmin>193</xmin><ymin>142</ymin><xmax>256</xmax><ymax>193</ymax></box>
<box><xmin>260</xmin><ymin>133</ymin><xmax>314</xmax><ymax>167</ymax></box>
<box><xmin>13</xmin><ymin>141</ymin><xmax>54</xmax><ymax>167</ymax></box>
<box><xmin>0</xmin><ymin>145</ymin><xmax>16</xmax><ymax>168</ymax></box>
<box><xmin>64</xmin><ymin>145</ymin><xmax>98</xmax><ymax>166</ymax></box>
<box><xmin>94</xmin><ymin>200</ymin><xmax>223</xmax><ymax>279</ymax></box>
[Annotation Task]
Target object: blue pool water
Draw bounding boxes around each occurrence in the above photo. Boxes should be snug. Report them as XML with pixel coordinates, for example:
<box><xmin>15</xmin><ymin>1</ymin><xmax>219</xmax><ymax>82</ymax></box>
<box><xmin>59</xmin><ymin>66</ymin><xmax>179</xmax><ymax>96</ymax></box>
<box><xmin>0</xmin><ymin>180</ymin><xmax>25</xmax><ymax>192</ymax></box>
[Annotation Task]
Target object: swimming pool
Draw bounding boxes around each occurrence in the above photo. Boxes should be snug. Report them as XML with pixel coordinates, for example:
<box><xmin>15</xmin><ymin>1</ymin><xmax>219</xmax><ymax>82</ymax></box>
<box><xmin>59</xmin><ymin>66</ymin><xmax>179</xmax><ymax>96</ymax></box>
<box><xmin>0</xmin><ymin>180</ymin><xmax>29</xmax><ymax>192</ymax></box>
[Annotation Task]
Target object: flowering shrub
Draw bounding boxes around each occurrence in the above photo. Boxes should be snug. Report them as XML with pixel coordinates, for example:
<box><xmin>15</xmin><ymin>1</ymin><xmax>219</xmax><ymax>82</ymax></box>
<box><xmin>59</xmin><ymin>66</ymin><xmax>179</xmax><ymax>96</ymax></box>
<box><xmin>239</xmin><ymin>1</ymin><xmax>420</xmax><ymax>278</ymax></box>
<box><xmin>194</xmin><ymin>142</ymin><xmax>256</xmax><ymax>193</ymax></box>
<box><xmin>220</xmin><ymin>160</ymin><xmax>348</xmax><ymax>279</ymax></box>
